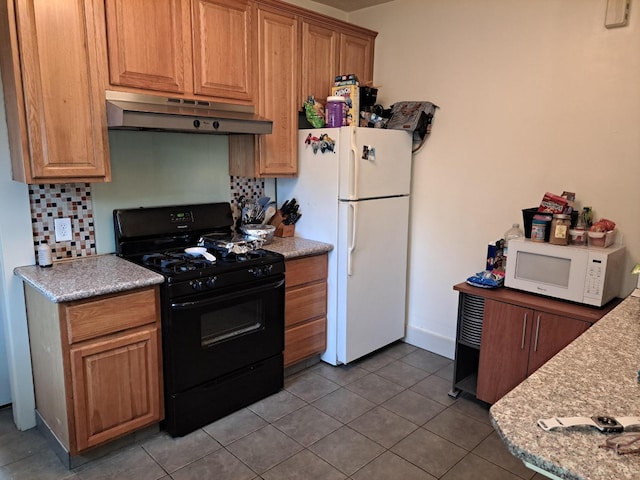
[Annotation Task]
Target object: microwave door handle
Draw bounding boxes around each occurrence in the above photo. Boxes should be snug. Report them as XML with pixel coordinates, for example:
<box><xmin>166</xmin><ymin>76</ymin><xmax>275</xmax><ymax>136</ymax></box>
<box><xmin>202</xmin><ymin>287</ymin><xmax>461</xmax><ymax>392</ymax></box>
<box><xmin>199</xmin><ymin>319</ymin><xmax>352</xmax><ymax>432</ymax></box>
<box><xmin>533</xmin><ymin>314</ymin><xmax>541</xmax><ymax>352</ymax></box>
<box><xmin>521</xmin><ymin>313</ymin><xmax>528</xmax><ymax>350</ymax></box>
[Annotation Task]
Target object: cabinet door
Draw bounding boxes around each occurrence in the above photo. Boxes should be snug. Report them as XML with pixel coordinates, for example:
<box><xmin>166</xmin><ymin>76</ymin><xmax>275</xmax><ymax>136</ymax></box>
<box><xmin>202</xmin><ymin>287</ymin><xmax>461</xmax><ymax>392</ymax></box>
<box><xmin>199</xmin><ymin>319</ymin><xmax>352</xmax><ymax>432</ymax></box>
<box><xmin>300</xmin><ymin>20</ymin><xmax>338</xmax><ymax>108</ymax></box>
<box><xmin>256</xmin><ymin>7</ymin><xmax>299</xmax><ymax>176</ymax></box>
<box><xmin>527</xmin><ymin>312</ymin><xmax>589</xmax><ymax>375</ymax></box>
<box><xmin>339</xmin><ymin>31</ymin><xmax>374</xmax><ymax>86</ymax></box>
<box><xmin>105</xmin><ymin>0</ymin><xmax>189</xmax><ymax>94</ymax></box>
<box><xmin>7</xmin><ymin>0</ymin><xmax>110</xmax><ymax>182</ymax></box>
<box><xmin>70</xmin><ymin>326</ymin><xmax>162</xmax><ymax>452</ymax></box>
<box><xmin>476</xmin><ymin>299</ymin><xmax>533</xmax><ymax>404</ymax></box>
<box><xmin>192</xmin><ymin>0</ymin><xmax>256</xmax><ymax>102</ymax></box>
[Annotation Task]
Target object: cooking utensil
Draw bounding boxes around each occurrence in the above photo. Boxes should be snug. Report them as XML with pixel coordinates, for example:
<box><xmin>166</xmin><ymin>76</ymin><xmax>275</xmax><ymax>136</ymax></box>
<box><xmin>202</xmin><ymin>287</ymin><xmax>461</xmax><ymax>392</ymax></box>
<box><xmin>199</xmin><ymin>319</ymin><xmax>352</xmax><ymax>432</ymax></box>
<box><xmin>185</xmin><ymin>247</ymin><xmax>216</xmax><ymax>262</ymax></box>
<box><xmin>261</xmin><ymin>205</ymin><xmax>276</xmax><ymax>225</ymax></box>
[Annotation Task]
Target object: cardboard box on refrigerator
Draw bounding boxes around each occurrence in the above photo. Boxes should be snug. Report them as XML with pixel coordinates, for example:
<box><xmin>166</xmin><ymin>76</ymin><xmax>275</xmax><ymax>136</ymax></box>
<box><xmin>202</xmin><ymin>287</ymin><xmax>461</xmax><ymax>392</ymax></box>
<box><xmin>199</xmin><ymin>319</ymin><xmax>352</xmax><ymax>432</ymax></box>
<box><xmin>331</xmin><ymin>84</ymin><xmax>359</xmax><ymax>126</ymax></box>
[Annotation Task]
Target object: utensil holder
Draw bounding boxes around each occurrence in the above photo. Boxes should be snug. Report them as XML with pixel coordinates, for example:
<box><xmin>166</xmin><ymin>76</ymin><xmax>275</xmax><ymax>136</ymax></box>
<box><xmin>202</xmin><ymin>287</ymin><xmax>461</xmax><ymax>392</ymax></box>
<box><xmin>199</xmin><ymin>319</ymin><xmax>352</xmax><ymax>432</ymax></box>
<box><xmin>270</xmin><ymin>211</ymin><xmax>295</xmax><ymax>237</ymax></box>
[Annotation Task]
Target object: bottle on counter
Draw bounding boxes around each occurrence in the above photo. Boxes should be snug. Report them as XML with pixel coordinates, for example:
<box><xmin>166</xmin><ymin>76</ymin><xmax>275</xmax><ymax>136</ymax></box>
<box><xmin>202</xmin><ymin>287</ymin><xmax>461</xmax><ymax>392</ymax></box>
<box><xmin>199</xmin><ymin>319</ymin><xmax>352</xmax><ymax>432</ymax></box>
<box><xmin>38</xmin><ymin>240</ymin><xmax>53</xmax><ymax>268</ymax></box>
<box><xmin>503</xmin><ymin>223</ymin><xmax>524</xmax><ymax>270</ymax></box>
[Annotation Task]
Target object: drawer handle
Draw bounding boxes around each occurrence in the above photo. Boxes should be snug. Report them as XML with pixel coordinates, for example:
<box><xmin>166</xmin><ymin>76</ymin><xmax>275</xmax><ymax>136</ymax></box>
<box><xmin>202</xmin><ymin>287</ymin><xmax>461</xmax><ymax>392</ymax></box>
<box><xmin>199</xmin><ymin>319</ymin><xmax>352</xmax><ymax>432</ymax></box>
<box><xmin>533</xmin><ymin>315</ymin><xmax>541</xmax><ymax>352</ymax></box>
<box><xmin>521</xmin><ymin>313</ymin><xmax>528</xmax><ymax>350</ymax></box>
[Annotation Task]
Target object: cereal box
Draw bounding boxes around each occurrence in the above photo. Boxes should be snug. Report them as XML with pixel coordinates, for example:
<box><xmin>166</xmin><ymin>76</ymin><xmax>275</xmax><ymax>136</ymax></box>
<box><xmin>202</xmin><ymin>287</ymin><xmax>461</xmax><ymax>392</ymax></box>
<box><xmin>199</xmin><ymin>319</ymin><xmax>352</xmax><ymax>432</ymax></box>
<box><xmin>330</xmin><ymin>85</ymin><xmax>359</xmax><ymax>126</ymax></box>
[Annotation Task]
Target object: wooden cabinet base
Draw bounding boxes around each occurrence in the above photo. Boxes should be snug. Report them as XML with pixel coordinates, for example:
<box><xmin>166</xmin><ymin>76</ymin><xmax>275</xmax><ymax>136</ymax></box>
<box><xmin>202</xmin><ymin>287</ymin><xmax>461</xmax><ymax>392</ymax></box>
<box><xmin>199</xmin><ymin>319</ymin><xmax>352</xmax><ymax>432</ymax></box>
<box><xmin>24</xmin><ymin>285</ymin><xmax>163</xmax><ymax>459</ymax></box>
<box><xmin>451</xmin><ymin>283</ymin><xmax>619</xmax><ymax>404</ymax></box>
<box><xmin>284</xmin><ymin>254</ymin><xmax>328</xmax><ymax>367</ymax></box>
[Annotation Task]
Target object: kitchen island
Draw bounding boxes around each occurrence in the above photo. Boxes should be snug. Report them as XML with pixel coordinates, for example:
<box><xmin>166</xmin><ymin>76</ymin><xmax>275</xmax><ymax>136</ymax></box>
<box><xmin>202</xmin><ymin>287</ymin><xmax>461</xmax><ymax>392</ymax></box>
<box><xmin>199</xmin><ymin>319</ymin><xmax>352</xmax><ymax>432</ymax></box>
<box><xmin>490</xmin><ymin>293</ymin><xmax>640</xmax><ymax>480</ymax></box>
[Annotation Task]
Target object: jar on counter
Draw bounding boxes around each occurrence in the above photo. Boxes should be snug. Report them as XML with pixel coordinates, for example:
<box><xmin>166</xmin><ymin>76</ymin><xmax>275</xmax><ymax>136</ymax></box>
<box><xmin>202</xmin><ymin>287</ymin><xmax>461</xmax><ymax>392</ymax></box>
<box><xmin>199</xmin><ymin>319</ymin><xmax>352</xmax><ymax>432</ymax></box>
<box><xmin>531</xmin><ymin>215</ymin><xmax>549</xmax><ymax>242</ymax></box>
<box><xmin>326</xmin><ymin>96</ymin><xmax>345</xmax><ymax>127</ymax></box>
<box><xmin>38</xmin><ymin>240</ymin><xmax>53</xmax><ymax>267</ymax></box>
<box><xmin>549</xmin><ymin>214</ymin><xmax>571</xmax><ymax>245</ymax></box>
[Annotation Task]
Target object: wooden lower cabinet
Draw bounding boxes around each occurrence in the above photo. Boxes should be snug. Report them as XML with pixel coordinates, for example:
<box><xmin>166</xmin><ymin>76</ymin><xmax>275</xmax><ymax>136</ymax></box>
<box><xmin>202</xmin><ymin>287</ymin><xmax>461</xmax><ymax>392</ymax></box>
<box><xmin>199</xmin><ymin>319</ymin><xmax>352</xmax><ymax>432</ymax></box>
<box><xmin>476</xmin><ymin>299</ymin><xmax>589</xmax><ymax>404</ymax></box>
<box><xmin>284</xmin><ymin>253</ymin><xmax>328</xmax><ymax>366</ymax></box>
<box><xmin>451</xmin><ymin>283</ymin><xmax>618</xmax><ymax>405</ymax></box>
<box><xmin>25</xmin><ymin>285</ymin><xmax>163</xmax><ymax>456</ymax></box>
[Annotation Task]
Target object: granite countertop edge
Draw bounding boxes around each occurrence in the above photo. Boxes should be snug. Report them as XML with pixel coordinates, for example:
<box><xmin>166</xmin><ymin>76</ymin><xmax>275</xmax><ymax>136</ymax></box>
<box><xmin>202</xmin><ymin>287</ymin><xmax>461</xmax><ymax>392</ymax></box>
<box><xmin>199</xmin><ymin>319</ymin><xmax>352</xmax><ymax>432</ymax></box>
<box><xmin>264</xmin><ymin>236</ymin><xmax>333</xmax><ymax>259</ymax></box>
<box><xmin>489</xmin><ymin>294</ymin><xmax>640</xmax><ymax>480</ymax></box>
<box><xmin>14</xmin><ymin>254</ymin><xmax>165</xmax><ymax>303</ymax></box>
<box><xmin>14</xmin><ymin>237</ymin><xmax>333</xmax><ymax>303</ymax></box>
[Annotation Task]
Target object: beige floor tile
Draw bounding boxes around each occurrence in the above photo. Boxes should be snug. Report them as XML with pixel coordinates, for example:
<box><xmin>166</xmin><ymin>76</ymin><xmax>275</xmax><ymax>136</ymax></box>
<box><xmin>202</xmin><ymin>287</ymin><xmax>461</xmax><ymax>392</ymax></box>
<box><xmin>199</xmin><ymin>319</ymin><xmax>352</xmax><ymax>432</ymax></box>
<box><xmin>225</xmin><ymin>425</ymin><xmax>303</xmax><ymax>474</ymax></box>
<box><xmin>312</xmin><ymin>388</ymin><xmax>375</xmax><ymax>424</ymax></box>
<box><xmin>348</xmin><ymin>406</ymin><xmax>418</xmax><ymax>448</ymax></box>
<box><xmin>308</xmin><ymin>426</ymin><xmax>385</xmax><ymax>476</ymax></box>
<box><xmin>351</xmin><ymin>450</ymin><xmax>436</xmax><ymax>480</ymax></box>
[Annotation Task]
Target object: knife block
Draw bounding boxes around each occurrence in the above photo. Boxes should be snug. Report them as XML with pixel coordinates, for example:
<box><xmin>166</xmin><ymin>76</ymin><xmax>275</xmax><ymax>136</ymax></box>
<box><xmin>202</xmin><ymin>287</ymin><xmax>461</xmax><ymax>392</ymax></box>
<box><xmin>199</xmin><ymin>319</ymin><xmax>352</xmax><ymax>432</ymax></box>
<box><xmin>270</xmin><ymin>211</ymin><xmax>295</xmax><ymax>237</ymax></box>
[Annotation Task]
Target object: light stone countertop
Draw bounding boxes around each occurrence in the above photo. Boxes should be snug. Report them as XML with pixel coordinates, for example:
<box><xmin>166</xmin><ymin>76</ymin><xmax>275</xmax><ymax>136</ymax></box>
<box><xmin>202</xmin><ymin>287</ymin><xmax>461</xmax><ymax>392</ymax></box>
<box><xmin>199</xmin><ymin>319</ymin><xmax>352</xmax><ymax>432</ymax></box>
<box><xmin>14</xmin><ymin>254</ymin><xmax>165</xmax><ymax>303</ymax></box>
<box><xmin>490</xmin><ymin>294</ymin><xmax>640</xmax><ymax>480</ymax></box>
<box><xmin>264</xmin><ymin>236</ymin><xmax>333</xmax><ymax>259</ymax></box>
<box><xmin>13</xmin><ymin>237</ymin><xmax>332</xmax><ymax>303</ymax></box>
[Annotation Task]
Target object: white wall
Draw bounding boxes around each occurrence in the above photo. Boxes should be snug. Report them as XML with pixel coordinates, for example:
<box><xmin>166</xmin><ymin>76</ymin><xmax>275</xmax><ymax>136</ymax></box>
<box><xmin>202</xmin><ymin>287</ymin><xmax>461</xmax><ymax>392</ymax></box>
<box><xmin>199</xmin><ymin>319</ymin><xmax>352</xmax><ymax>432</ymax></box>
<box><xmin>0</xmin><ymin>73</ymin><xmax>37</xmax><ymax>429</ymax></box>
<box><xmin>347</xmin><ymin>0</ymin><xmax>640</xmax><ymax>357</ymax></box>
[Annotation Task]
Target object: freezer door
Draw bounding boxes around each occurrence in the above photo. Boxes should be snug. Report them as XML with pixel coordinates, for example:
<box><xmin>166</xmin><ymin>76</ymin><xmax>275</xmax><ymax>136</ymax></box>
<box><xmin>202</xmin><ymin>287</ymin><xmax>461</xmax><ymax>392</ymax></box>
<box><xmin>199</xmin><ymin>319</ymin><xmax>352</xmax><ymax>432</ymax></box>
<box><xmin>338</xmin><ymin>127</ymin><xmax>413</xmax><ymax>201</ymax></box>
<box><xmin>336</xmin><ymin>196</ymin><xmax>410</xmax><ymax>364</ymax></box>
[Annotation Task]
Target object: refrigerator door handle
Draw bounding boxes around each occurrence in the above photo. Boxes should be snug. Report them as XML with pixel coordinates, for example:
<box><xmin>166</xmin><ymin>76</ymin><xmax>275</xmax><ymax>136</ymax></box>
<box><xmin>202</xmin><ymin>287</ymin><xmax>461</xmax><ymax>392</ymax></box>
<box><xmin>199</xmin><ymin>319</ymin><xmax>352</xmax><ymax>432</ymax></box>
<box><xmin>349</xmin><ymin>126</ymin><xmax>358</xmax><ymax>200</ymax></box>
<box><xmin>348</xmin><ymin>202</ymin><xmax>357</xmax><ymax>276</ymax></box>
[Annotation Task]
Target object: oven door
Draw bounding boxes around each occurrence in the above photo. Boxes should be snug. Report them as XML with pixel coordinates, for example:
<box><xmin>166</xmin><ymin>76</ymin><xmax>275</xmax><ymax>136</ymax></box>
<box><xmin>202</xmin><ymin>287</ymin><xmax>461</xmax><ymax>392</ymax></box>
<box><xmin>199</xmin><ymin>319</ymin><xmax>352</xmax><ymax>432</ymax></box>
<box><xmin>164</xmin><ymin>275</ymin><xmax>285</xmax><ymax>393</ymax></box>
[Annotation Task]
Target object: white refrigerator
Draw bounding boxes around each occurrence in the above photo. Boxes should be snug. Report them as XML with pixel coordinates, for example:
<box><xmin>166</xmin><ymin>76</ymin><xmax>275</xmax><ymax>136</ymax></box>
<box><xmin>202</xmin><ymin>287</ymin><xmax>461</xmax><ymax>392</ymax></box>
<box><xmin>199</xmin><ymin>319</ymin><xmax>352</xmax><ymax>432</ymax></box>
<box><xmin>277</xmin><ymin>126</ymin><xmax>413</xmax><ymax>365</ymax></box>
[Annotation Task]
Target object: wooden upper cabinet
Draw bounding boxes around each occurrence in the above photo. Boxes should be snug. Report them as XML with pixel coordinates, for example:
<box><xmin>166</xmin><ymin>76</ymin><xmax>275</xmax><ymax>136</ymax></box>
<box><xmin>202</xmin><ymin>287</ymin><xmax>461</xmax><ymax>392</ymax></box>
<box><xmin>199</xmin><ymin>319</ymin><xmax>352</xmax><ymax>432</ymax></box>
<box><xmin>192</xmin><ymin>0</ymin><xmax>256</xmax><ymax>101</ymax></box>
<box><xmin>0</xmin><ymin>0</ymin><xmax>110</xmax><ymax>183</ymax></box>
<box><xmin>256</xmin><ymin>6</ymin><xmax>299</xmax><ymax>176</ymax></box>
<box><xmin>104</xmin><ymin>0</ymin><xmax>256</xmax><ymax>103</ymax></box>
<box><xmin>105</xmin><ymin>0</ymin><xmax>190</xmax><ymax>94</ymax></box>
<box><xmin>300</xmin><ymin>20</ymin><xmax>338</xmax><ymax>108</ymax></box>
<box><xmin>339</xmin><ymin>31</ymin><xmax>375</xmax><ymax>86</ymax></box>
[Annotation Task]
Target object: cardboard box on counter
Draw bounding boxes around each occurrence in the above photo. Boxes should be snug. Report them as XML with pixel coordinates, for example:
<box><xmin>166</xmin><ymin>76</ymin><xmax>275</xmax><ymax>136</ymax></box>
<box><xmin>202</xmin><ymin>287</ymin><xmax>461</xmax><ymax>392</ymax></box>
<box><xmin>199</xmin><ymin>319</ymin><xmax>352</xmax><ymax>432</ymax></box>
<box><xmin>331</xmin><ymin>84</ymin><xmax>359</xmax><ymax>126</ymax></box>
<box><xmin>486</xmin><ymin>240</ymin><xmax>504</xmax><ymax>271</ymax></box>
<box><xmin>269</xmin><ymin>211</ymin><xmax>295</xmax><ymax>237</ymax></box>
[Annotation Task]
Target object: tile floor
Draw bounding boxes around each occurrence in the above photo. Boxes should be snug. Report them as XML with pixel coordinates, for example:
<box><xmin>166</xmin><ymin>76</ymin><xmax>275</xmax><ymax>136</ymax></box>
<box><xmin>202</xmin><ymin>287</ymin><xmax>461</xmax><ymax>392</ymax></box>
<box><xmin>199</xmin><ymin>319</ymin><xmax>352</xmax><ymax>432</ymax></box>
<box><xmin>0</xmin><ymin>342</ymin><xmax>549</xmax><ymax>480</ymax></box>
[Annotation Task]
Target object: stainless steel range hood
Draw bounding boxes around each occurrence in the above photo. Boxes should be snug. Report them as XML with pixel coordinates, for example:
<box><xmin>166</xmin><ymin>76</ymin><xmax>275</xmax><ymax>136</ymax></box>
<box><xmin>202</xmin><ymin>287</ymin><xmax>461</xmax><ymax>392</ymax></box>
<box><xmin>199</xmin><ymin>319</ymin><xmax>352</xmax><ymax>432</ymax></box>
<box><xmin>106</xmin><ymin>90</ymin><xmax>272</xmax><ymax>135</ymax></box>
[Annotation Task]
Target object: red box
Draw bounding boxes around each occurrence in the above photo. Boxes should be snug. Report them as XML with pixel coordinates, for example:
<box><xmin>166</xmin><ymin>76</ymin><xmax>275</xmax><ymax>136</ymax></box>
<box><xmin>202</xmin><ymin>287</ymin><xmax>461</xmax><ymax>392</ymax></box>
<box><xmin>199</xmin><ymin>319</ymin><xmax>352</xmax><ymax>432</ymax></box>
<box><xmin>538</xmin><ymin>192</ymin><xmax>568</xmax><ymax>214</ymax></box>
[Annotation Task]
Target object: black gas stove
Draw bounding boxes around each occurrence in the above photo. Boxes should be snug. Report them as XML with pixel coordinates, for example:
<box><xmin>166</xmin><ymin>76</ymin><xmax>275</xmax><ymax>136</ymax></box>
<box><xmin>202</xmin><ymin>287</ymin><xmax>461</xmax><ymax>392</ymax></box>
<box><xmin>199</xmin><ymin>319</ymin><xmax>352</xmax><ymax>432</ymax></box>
<box><xmin>115</xmin><ymin>203</ymin><xmax>283</xmax><ymax>280</ymax></box>
<box><xmin>114</xmin><ymin>202</ymin><xmax>285</xmax><ymax>437</ymax></box>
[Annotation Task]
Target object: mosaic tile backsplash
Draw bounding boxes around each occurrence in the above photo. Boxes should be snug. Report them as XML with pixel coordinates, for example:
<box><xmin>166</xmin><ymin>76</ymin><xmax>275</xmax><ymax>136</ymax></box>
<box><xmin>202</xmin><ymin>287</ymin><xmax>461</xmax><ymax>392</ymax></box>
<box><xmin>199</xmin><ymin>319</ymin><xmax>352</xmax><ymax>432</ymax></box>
<box><xmin>29</xmin><ymin>178</ymin><xmax>266</xmax><ymax>261</ymax></box>
<box><xmin>28</xmin><ymin>184</ymin><xmax>96</xmax><ymax>261</ymax></box>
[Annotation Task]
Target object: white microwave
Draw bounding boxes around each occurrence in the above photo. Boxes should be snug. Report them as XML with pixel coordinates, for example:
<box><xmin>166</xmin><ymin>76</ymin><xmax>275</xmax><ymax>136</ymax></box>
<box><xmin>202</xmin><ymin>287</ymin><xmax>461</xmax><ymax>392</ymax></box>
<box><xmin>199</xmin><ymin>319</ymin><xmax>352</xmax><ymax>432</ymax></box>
<box><xmin>505</xmin><ymin>238</ymin><xmax>625</xmax><ymax>306</ymax></box>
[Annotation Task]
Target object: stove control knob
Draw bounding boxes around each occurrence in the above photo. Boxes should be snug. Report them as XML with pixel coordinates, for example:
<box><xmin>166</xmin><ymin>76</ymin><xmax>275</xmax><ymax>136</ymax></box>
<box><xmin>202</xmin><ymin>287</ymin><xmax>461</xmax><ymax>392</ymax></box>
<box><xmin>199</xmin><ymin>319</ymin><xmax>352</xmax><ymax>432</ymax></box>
<box><xmin>249</xmin><ymin>268</ymin><xmax>262</xmax><ymax>278</ymax></box>
<box><xmin>190</xmin><ymin>279</ymin><xmax>203</xmax><ymax>291</ymax></box>
<box><xmin>205</xmin><ymin>276</ymin><xmax>217</xmax><ymax>288</ymax></box>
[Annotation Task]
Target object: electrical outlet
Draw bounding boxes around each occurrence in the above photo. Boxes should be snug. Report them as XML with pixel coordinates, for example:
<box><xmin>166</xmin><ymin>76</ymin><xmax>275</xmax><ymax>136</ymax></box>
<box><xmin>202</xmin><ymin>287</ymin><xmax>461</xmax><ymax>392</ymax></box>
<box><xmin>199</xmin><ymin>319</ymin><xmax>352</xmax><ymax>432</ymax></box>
<box><xmin>54</xmin><ymin>217</ymin><xmax>73</xmax><ymax>242</ymax></box>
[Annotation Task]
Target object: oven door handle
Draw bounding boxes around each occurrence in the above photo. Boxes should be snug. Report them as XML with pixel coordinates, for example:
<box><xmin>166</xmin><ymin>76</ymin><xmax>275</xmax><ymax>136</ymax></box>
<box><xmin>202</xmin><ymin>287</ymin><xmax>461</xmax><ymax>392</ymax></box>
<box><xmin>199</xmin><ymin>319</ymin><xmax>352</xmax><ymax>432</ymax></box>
<box><xmin>170</xmin><ymin>277</ymin><xmax>284</xmax><ymax>310</ymax></box>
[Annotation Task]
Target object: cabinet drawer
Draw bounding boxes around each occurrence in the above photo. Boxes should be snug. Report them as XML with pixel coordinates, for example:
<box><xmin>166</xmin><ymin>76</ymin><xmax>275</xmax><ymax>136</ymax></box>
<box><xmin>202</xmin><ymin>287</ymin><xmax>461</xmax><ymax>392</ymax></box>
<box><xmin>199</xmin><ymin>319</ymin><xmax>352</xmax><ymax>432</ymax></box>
<box><xmin>65</xmin><ymin>288</ymin><xmax>158</xmax><ymax>344</ymax></box>
<box><xmin>285</xmin><ymin>255</ymin><xmax>327</xmax><ymax>288</ymax></box>
<box><xmin>285</xmin><ymin>283</ymin><xmax>327</xmax><ymax>328</ymax></box>
<box><xmin>284</xmin><ymin>317</ymin><xmax>327</xmax><ymax>367</ymax></box>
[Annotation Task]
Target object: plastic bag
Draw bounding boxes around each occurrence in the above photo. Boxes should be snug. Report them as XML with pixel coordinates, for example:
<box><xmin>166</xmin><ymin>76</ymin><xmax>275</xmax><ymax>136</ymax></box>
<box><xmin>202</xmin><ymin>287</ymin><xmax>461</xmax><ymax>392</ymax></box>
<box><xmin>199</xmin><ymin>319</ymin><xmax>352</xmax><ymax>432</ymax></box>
<box><xmin>466</xmin><ymin>270</ymin><xmax>505</xmax><ymax>289</ymax></box>
<box><xmin>304</xmin><ymin>96</ymin><xmax>325</xmax><ymax>128</ymax></box>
